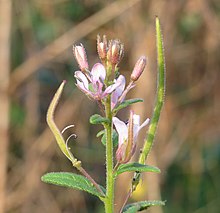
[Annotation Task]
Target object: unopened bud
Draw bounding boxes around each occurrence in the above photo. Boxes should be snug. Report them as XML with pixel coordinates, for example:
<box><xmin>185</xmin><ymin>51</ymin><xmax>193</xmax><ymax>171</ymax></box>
<box><xmin>73</xmin><ymin>44</ymin><xmax>89</xmax><ymax>71</ymax></box>
<box><xmin>130</xmin><ymin>56</ymin><xmax>147</xmax><ymax>82</ymax></box>
<box><xmin>97</xmin><ymin>35</ymin><xmax>107</xmax><ymax>61</ymax></box>
<box><xmin>107</xmin><ymin>39</ymin><xmax>124</xmax><ymax>65</ymax></box>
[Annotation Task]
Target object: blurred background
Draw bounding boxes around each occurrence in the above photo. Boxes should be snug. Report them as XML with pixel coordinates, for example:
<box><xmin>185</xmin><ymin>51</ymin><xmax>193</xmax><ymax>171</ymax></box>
<box><xmin>0</xmin><ymin>0</ymin><xmax>220</xmax><ymax>212</ymax></box>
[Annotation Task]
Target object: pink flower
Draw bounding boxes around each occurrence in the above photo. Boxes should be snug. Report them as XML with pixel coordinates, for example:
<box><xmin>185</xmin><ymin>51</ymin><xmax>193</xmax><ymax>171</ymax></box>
<box><xmin>74</xmin><ymin>63</ymin><xmax>124</xmax><ymax>100</ymax></box>
<box><xmin>113</xmin><ymin>111</ymin><xmax>150</xmax><ymax>163</ymax></box>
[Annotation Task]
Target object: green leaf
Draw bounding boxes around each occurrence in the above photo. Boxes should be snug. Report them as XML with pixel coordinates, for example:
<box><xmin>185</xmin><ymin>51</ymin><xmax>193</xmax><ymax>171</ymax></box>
<box><xmin>41</xmin><ymin>172</ymin><xmax>105</xmax><ymax>198</ymax></box>
<box><xmin>90</xmin><ymin>114</ymin><xmax>110</xmax><ymax>125</ymax></box>
<box><xmin>122</xmin><ymin>200</ymin><xmax>165</xmax><ymax>213</ymax></box>
<box><xmin>114</xmin><ymin>162</ymin><xmax>160</xmax><ymax>177</ymax></box>
<box><xmin>96</xmin><ymin>129</ymin><xmax>105</xmax><ymax>138</ymax></box>
<box><xmin>101</xmin><ymin>130</ymin><xmax>118</xmax><ymax>148</ymax></box>
<box><xmin>113</xmin><ymin>98</ymin><xmax>143</xmax><ymax>113</ymax></box>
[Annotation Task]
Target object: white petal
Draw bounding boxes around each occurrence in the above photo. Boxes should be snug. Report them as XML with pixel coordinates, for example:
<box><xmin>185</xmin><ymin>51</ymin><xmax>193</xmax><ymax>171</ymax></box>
<box><xmin>104</xmin><ymin>75</ymin><xmax>125</xmax><ymax>95</ymax></box>
<box><xmin>114</xmin><ymin>75</ymin><xmax>125</xmax><ymax>97</ymax></box>
<box><xmin>91</xmin><ymin>63</ymin><xmax>106</xmax><ymax>82</ymax></box>
<box><xmin>74</xmin><ymin>71</ymin><xmax>89</xmax><ymax>89</ymax></box>
<box><xmin>139</xmin><ymin>118</ymin><xmax>150</xmax><ymax>130</ymax></box>
<box><xmin>134</xmin><ymin>117</ymin><xmax>150</xmax><ymax>140</ymax></box>
<box><xmin>133</xmin><ymin>114</ymin><xmax>141</xmax><ymax>136</ymax></box>
<box><xmin>76</xmin><ymin>79</ymin><xmax>87</xmax><ymax>92</ymax></box>
<box><xmin>113</xmin><ymin>117</ymin><xmax>128</xmax><ymax>146</ymax></box>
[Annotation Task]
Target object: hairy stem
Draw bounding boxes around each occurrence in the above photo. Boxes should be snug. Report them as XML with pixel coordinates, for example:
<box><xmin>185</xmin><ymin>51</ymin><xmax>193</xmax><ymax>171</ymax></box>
<box><xmin>104</xmin><ymin>95</ymin><xmax>114</xmax><ymax>213</ymax></box>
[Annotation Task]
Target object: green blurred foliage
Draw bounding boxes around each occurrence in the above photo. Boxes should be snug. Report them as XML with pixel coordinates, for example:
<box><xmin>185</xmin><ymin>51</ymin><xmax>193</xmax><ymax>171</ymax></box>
<box><xmin>163</xmin><ymin>143</ymin><xmax>220</xmax><ymax>212</ymax></box>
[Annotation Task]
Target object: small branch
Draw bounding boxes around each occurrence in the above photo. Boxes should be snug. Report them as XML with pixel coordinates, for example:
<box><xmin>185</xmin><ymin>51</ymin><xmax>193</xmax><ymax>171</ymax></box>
<box><xmin>119</xmin><ymin>189</ymin><xmax>132</xmax><ymax>213</ymax></box>
<box><xmin>78</xmin><ymin>167</ymin><xmax>105</xmax><ymax>196</ymax></box>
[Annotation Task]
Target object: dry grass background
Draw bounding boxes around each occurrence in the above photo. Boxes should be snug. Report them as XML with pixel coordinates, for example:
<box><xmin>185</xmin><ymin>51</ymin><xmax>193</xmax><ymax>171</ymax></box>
<box><xmin>0</xmin><ymin>0</ymin><xmax>220</xmax><ymax>212</ymax></box>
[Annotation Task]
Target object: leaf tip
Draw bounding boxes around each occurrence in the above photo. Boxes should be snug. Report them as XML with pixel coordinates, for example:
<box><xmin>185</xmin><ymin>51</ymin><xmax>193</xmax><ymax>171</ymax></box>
<box><xmin>155</xmin><ymin>16</ymin><xmax>161</xmax><ymax>31</ymax></box>
<box><xmin>40</xmin><ymin>174</ymin><xmax>47</xmax><ymax>182</ymax></box>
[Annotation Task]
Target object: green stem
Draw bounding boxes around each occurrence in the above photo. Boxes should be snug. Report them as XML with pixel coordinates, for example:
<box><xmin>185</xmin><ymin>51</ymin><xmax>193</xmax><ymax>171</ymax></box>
<box><xmin>104</xmin><ymin>95</ymin><xmax>114</xmax><ymax>213</ymax></box>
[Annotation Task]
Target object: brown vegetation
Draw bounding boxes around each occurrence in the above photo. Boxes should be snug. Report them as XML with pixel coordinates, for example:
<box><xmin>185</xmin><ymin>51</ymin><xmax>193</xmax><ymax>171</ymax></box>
<box><xmin>1</xmin><ymin>0</ymin><xmax>220</xmax><ymax>212</ymax></box>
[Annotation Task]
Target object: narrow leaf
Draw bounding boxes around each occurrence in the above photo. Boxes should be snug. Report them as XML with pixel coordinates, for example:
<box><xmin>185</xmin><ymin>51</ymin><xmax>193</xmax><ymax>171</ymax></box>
<box><xmin>90</xmin><ymin>114</ymin><xmax>110</xmax><ymax>125</ymax></box>
<box><xmin>113</xmin><ymin>98</ymin><xmax>143</xmax><ymax>113</ymax></box>
<box><xmin>41</xmin><ymin>172</ymin><xmax>105</xmax><ymax>198</ymax></box>
<box><xmin>122</xmin><ymin>200</ymin><xmax>165</xmax><ymax>213</ymax></box>
<box><xmin>96</xmin><ymin>129</ymin><xmax>105</xmax><ymax>138</ymax></box>
<box><xmin>114</xmin><ymin>162</ymin><xmax>160</xmax><ymax>177</ymax></box>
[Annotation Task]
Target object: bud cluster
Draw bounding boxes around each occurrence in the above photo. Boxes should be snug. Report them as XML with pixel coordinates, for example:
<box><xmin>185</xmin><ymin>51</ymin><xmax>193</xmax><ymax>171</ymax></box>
<box><xmin>97</xmin><ymin>35</ymin><xmax>124</xmax><ymax>68</ymax></box>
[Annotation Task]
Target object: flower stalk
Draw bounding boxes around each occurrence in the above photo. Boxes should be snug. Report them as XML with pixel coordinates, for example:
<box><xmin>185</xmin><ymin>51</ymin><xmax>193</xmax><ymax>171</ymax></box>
<box><xmin>104</xmin><ymin>94</ymin><xmax>114</xmax><ymax>213</ymax></box>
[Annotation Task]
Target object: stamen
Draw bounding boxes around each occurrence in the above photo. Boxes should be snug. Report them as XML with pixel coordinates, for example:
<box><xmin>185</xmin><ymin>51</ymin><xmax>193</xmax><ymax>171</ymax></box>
<box><xmin>61</xmin><ymin>124</ymin><xmax>78</xmax><ymax>158</ymax></box>
<box><xmin>65</xmin><ymin>133</ymin><xmax>77</xmax><ymax>160</ymax></box>
<box><xmin>66</xmin><ymin>133</ymin><xmax>78</xmax><ymax>145</ymax></box>
<box><xmin>61</xmin><ymin>124</ymin><xmax>75</xmax><ymax>134</ymax></box>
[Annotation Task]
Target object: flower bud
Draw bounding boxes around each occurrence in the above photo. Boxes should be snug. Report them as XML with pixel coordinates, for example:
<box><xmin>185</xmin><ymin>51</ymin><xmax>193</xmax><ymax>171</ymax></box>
<box><xmin>73</xmin><ymin>44</ymin><xmax>89</xmax><ymax>72</ymax></box>
<box><xmin>97</xmin><ymin>35</ymin><xmax>107</xmax><ymax>61</ymax></box>
<box><xmin>130</xmin><ymin>56</ymin><xmax>147</xmax><ymax>82</ymax></box>
<box><xmin>107</xmin><ymin>39</ymin><xmax>124</xmax><ymax>65</ymax></box>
